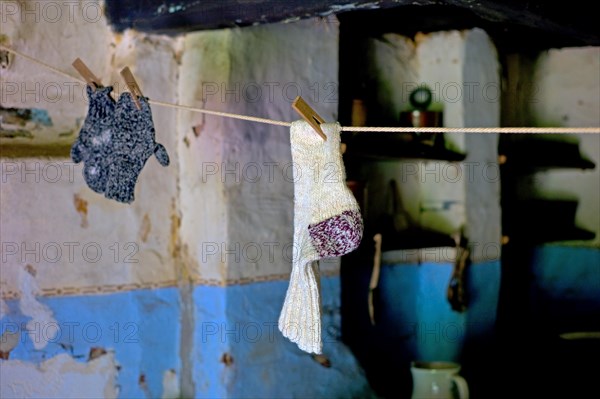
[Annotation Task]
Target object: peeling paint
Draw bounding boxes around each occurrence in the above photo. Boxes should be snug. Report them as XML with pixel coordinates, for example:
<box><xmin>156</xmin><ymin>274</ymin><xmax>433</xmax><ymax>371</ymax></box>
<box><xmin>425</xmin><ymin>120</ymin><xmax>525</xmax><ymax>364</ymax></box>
<box><xmin>2</xmin><ymin>288</ymin><xmax>181</xmax><ymax>398</ymax></box>
<box><xmin>139</xmin><ymin>373</ymin><xmax>152</xmax><ymax>398</ymax></box>
<box><xmin>192</xmin><ymin>121</ymin><xmax>204</xmax><ymax>138</ymax></box>
<box><xmin>0</xmin><ymin>108</ymin><xmax>53</xmax><ymax>127</ymax></box>
<box><xmin>0</xmin><ymin>330</ymin><xmax>20</xmax><ymax>359</ymax></box>
<box><xmin>0</xmin><ymin>353</ymin><xmax>118</xmax><ymax>399</ymax></box>
<box><xmin>220</xmin><ymin>353</ymin><xmax>234</xmax><ymax>367</ymax></box>
<box><xmin>161</xmin><ymin>369</ymin><xmax>180</xmax><ymax>399</ymax></box>
<box><xmin>0</xmin><ymin>33</ymin><xmax>10</xmax><ymax>68</ymax></box>
<box><xmin>0</xmin><ymin>129</ymin><xmax>33</xmax><ymax>139</ymax></box>
<box><xmin>139</xmin><ymin>214</ymin><xmax>152</xmax><ymax>243</ymax></box>
<box><xmin>73</xmin><ymin>194</ymin><xmax>89</xmax><ymax>228</ymax></box>
<box><xmin>0</xmin><ymin>58</ymin><xmax>9</xmax><ymax>73</ymax></box>
<box><xmin>169</xmin><ymin>200</ymin><xmax>183</xmax><ymax>266</ymax></box>
<box><xmin>17</xmin><ymin>265</ymin><xmax>57</xmax><ymax>350</ymax></box>
<box><xmin>29</xmin><ymin>109</ymin><xmax>53</xmax><ymax>126</ymax></box>
<box><xmin>88</xmin><ymin>347</ymin><xmax>107</xmax><ymax>361</ymax></box>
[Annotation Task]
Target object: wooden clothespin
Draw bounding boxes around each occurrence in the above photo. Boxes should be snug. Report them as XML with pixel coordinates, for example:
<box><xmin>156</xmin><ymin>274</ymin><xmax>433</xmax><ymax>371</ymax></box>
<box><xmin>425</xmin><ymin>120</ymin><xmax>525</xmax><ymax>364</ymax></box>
<box><xmin>292</xmin><ymin>96</ymin><xmax>327</xmax><ymax>141</ymax></box>
<box><xmin>72</xmin><ymin>58</ymin><xmax>102</xmax><ymax>90</ymax></box>
<box><xmin>120</xmin><ymin>66</ymin><xmax>142</xmax><ymax>110</ymax></box>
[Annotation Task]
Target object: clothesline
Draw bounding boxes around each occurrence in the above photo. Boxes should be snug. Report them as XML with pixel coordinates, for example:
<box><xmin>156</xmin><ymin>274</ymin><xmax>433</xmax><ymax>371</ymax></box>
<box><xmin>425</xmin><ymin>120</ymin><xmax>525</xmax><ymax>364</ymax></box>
<box><xmin>2</xmin><ymin>44</ymin><xmax>599</xmax><ymax>134</ymax></box>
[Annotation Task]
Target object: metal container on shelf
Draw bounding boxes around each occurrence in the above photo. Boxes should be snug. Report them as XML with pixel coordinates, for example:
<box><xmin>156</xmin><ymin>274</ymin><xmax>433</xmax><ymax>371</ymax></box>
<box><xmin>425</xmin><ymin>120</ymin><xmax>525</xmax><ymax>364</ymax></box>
<box><xmin>399</xmin><ymin>86</ymin><xmax>443</xmax><ymax>147</ymax></box>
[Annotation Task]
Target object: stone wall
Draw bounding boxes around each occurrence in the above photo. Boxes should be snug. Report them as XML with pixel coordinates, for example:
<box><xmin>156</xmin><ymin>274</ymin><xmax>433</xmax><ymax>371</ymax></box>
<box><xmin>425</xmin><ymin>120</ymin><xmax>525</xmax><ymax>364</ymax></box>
<box><xmin>177</xmin><ymin>17</ymin><xmax>373</xmax><ymax>399</ymax></box>
<box><xmin>1</xmin><ymin>1</ymin><xmax>597</xmax><ymax>398</ymax></box>
<box><xmin>1</xmin><ymin>1</ymin><xmax>372</xmax><ymax>398</ymax></box>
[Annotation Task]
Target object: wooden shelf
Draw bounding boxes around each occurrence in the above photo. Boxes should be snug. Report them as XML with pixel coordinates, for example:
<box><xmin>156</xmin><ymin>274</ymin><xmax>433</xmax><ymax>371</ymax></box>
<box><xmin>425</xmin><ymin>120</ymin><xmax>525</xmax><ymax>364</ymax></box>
<box><xmin>502</xmin><ymin>199</ymin><xmax>596</xmax><ymax>244</ymax></box>
<box><xmin>363</xmin><ymin>226</ymin><xmax>456</xmax><ymax>251</ymax></box>
<box><xmin>500</xmin><ymin>138</ymin><xmax>596</xmax><ymax>170</ymax></box>
<box><xmin>343</xmin><ymin>132</ymin><xmax>466</xmax><ymax>162</ymax></box>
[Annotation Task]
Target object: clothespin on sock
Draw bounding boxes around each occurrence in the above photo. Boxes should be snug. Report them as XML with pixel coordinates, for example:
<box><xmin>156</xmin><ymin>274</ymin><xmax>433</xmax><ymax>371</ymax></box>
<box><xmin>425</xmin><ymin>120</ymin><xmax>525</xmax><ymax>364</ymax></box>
<box><xmin>72</xmin><ymin>58</ymin><xmax>102</xmax><ymax>91</ymax></box>
<box><xmin>120</xmin><ymin>66</ymin><xmax>142</xmax><ymax>110</ymax></box>
<box><xmin>292</xmin><ymin>96</ymin><xmax>327</xmax><ymax>141</ymax></box>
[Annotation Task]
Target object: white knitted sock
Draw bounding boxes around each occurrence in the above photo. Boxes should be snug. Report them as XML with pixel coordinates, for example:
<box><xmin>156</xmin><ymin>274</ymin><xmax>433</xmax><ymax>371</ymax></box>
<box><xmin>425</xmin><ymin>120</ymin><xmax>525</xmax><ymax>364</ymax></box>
<box><xmin>279</xmin><ymin>120</ymin><xmax>363</xmax><ymax>354</ymax></box>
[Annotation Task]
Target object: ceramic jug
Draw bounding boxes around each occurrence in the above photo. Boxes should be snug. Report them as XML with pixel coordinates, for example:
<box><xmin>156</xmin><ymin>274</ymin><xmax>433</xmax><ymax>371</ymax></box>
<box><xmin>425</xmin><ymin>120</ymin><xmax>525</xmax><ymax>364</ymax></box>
<box><xmin>411</xmin><ymin>361</ymin><xmax>469</xmax><ymax>399</ymax></box>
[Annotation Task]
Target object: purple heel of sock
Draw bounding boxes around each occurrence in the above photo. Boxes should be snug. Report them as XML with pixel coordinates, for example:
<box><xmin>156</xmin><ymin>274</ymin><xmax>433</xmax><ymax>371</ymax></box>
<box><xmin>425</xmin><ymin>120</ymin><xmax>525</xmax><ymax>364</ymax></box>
<box><xmin>308</xmin><ymin>210</ymin><xmax>363</xmax><ymax>257</ymax></box>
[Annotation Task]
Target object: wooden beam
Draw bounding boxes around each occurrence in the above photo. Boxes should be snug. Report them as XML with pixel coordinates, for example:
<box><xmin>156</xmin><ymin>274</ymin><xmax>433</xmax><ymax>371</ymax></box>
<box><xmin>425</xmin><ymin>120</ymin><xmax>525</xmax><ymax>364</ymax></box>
<box><xmin>105</xmin><ymin>0</ymin><xmax>599</xmax><ymax>49</ymax></box>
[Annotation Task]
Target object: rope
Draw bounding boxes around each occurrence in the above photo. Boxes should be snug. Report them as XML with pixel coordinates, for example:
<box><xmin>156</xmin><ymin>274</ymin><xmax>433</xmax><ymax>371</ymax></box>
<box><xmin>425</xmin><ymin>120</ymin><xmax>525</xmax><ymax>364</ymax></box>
<box><xmin>0</xmin><ymin>45</ymin><xmax>292</xmax><ymax>128</ymax></box>
<box><xmin>148</xmin><ymin>99</ymin><xmax>291</xmax><ymax>127</ymax></box>
<box><xmin>1</xmin><ymin>45</ymin><xmax>80</xmax><ymax>83</ymax></box>
<box><xmin>2</xmin><ymin>44</ymin><xmax>599</xmax><ymax>134</ymax></box>
<box><xmin>341</xmin><ymin>126</ymin><xmax>600</xmax><ymax>133</ymax></box>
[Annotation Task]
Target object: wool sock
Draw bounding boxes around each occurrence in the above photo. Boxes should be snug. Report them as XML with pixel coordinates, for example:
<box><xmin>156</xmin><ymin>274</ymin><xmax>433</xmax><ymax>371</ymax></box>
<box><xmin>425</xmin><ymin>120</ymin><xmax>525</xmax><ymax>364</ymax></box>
<box><xmin>104</xmin><ymin>93</ymin><xmax>169</xmax><ymax>204</ymax></box>
<box><xmin>306</xmin><ymin>127</ymin><xmax>363</xmax><ymax>257</ymax></box>
<box><xmin>71</xmin><ymin>85</ymin><xmax>116</xmax><ymax>194</ymax></box>
<box><xmin>279</xmin><ymin>120</ymin><xmax>363</xmax><ymax>354</ymax></box>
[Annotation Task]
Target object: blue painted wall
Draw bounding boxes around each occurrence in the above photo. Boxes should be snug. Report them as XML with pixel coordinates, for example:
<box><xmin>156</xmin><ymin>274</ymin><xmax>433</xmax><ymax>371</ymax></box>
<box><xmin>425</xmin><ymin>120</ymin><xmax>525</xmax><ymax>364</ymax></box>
<box><xmin>191</xmin><ymin>276</ymin><xmax>375</xmax><ymax>399</ymax></box>
<box><xmin>1</xmin><ymin>288</ymin><xmax>181</xmax><ymax>399</ymax></box>
<box><xmin>529</xmin><ymin>246</ymin><xmax>600</xmax><ymax>333</ymax></box>
<box><xmin>501</xmin><ymin>245</ymin><xmax>600</xmax><ymax>399</ymax></box>
<box><xmin>4</xmin><ymin>248</ymin><xmax>595</xmax><ymax>399</ymax></box>
<box><xmin>341</xmin><ymin>259</ymin><xmax>500</xmax><ymax>398</ymax></box>
<box><xmin>2</xmin><ymin>276</ymin><xmax>375</xmax><ymax>399</ymax></box>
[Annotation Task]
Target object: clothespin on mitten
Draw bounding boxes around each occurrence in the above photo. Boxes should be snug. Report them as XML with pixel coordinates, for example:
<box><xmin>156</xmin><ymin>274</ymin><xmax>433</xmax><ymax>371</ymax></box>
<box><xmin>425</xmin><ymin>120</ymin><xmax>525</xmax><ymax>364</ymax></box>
<box><xmin>120</xmin><ymin>66</ymin><xmax>142</xmax><ymax>110</ymax></box>
<box><xmin>292</xmin><ymin>96</ymin><xmax>327</xmax><ymax>141</ymax></box>
<box><xmin>72</xmin><ymin>58</ymin><xmax>102</xmax><ymax>91</ymax></box>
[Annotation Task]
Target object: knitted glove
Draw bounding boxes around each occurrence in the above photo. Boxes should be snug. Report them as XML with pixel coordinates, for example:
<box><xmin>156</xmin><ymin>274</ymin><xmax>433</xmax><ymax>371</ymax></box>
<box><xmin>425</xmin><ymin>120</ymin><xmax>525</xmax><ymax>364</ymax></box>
<box><xmin>71</xmin><ymin>85</ymin><xmax>116</xmax><ymax>194</ymax></box>
<box><xmin>104</xmin><ymin>93</ymin><xmax>169</xmax><ymax>204</ymax></box>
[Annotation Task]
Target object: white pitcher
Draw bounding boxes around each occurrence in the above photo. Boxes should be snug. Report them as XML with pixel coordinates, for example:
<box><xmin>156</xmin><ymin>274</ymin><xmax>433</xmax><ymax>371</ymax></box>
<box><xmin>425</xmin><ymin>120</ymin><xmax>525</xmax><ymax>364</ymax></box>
<box><xmin>410</xmin><ymin>361</ymin><xmax>469</xmax><ymax>399</ymax></box>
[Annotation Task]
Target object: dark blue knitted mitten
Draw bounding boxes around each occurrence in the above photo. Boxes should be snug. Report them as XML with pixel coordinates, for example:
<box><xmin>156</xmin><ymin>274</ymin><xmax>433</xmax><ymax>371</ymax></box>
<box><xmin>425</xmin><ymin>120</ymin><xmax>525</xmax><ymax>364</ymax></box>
<box><xmin>71</xmin><ymin>85</ymin><xmax>116</xmax><ymax>193</ymax></box>
<box><xmin>104</xmin><ymin>93</ymin><xmax>169</xmax><ymax>204</ymax></box>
